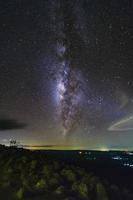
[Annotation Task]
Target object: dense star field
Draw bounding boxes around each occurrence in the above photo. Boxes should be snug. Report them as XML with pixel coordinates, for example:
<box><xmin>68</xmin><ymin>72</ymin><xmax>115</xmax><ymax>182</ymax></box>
<box><xmin>0</xmin><ymin>0</ymin><xmax>133</xmax><ymax>149</ymax></box>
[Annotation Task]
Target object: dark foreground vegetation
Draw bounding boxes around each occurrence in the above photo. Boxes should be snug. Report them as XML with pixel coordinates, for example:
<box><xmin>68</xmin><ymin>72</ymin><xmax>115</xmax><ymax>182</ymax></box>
<box><xmin>0</xmin><ymin>145</ymin><xmax>133</xmax><ymax>200</ymax></box>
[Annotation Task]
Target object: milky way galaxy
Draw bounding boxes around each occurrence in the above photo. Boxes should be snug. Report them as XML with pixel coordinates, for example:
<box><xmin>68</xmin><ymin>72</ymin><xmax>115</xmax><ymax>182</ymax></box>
<box><xmin>50</xmin><ymin>1</ymin><xmax>84</xmax><ymax>137</ymax></box>
<box><xmin>57</xmin><ymin>64</ymin><xmax>83</xmax><ymax>136</ymax></box>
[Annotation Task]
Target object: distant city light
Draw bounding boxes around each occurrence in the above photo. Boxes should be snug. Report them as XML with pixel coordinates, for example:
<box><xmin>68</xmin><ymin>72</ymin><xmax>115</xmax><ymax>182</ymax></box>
<box><xmin>112</xmin><ymin>156</ymin><xmax>122</xmax><ymax>160</ymax></box>
<box><xmin>124</xmin><ymin>163</ymin><xmax>133</xmax><ymax>167</ymax></box>
<box><xmin>127</xmin><ymin>152</ymin><xmax>133</xmax><ymax>155</ymax></box>
<box><xmin>100</xmin><ymin>148</ymin><xmax>109</xmax><ymax>152</ymax></box>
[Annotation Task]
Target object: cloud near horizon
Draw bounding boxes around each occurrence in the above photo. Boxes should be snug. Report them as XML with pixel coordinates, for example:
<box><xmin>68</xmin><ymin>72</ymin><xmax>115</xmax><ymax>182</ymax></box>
<box><xmin>0</xmin><ymin>118</ymin><xmax>27</xmax><ymax>131</ymax></box>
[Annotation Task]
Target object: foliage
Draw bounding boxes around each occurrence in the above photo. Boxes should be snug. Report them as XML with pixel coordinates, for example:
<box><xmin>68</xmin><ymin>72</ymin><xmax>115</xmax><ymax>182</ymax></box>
<box><xmin>0</xmin><ymin>146</ymin><xmax>132</xmax><ymax>200</ymax></box>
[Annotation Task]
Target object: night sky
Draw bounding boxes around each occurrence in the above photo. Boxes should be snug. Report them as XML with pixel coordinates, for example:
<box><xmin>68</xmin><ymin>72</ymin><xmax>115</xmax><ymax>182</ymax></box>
<box><xmin>0</xmin><ymin>0</ymin><xmax>133</xmax><ymax>150</ymax></box>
